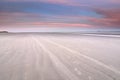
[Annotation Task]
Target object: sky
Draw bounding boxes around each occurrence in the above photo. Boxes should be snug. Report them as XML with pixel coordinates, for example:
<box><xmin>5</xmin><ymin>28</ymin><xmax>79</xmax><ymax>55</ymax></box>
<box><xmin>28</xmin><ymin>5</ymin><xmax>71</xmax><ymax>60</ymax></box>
<box><xmin>0</xmin><ymin>0</ymin><xmax>120</xmax><ymax>32</ymax></box>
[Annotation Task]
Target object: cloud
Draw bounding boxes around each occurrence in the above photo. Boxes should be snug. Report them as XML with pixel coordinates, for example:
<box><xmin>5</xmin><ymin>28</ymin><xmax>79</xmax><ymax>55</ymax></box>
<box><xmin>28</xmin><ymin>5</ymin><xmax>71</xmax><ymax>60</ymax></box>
<box><xmin>32</xmin><ymin>22</ymin><xmax>92</xmax><ymax>27</ymax></box>
<box><xmin>1</xmin><ymin>0</ymin><xmax>88</xmax><ymax>7</ymax></box>
<box><xmin>0</xmin><ymin>0</ymin><xmax>120</xmax><ymax>29</ymax></box>
<box><xmin>0</xmin><ymin>1</ymin><xmax>89</xmax><ymax>16</ymax></box>
<box><xmin>0</xmin><ymin>11</ymin><xmax>93</xmax><ymax>28</ymax></box>
<box><xmin>2</xmin><ymin>0</ymin><xmax>120</xmax><ymax>8</ymax></box>
<box><xmin>89</xmin><ymin>9</ymin><xmax>120</xmax><ymax>27</ymax></box>
<box><xmin>0</xmin><ymin>12</ymin><xmax>41</xmax><ymax>26</ymax></box>
<box><xmin>2</xmin><ymin>21</ymin><xmax>92</xmax><ymax>28</ymax></box>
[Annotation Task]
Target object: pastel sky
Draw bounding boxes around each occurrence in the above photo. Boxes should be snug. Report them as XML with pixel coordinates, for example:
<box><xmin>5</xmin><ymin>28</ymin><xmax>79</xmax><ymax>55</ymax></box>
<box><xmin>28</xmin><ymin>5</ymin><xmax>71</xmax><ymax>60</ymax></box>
<box><xmin>0</xmin><ymin>0</ymin><xmax>120</xmax><ymax>32</ymax></box>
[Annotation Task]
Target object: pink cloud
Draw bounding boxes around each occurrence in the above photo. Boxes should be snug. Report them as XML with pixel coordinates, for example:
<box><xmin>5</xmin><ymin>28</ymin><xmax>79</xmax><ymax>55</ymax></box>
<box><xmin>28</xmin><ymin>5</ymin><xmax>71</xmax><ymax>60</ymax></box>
<box><xmin>90</xmin><ymin>9</ymin><xmax>120</xmax><ymax>27</ymax></box>
<box><xmin>32</xmin><ymin>22</ymin><xmax>92</xmax><ymax>28</ymax></box>
<box><xmin>0</xmin><ymin>21</ymin><xmax>93</xmax><ymax>28</ymax></box>
<box><xmin>0</xmin><ymin>12</ymin><xmax>40</xmax><ymax>26</ymax></box>
<box><xmin>0</xmin><ymin>11</ymin><xmax>94</xmax><ymax>27</ymax></box>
